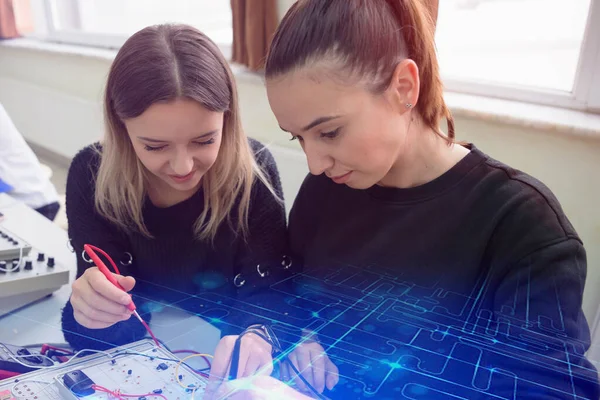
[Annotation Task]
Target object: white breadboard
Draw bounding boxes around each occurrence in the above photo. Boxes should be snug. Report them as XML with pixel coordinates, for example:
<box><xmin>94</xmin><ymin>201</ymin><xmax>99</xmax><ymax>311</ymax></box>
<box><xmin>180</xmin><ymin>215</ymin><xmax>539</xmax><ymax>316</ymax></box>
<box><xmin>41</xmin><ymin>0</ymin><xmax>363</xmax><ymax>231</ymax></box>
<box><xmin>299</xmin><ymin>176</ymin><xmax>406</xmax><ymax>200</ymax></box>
<box><xmin>0</xmin><ymin>340</ymin><xmax>208</xmax><ymax>400</ymax></box>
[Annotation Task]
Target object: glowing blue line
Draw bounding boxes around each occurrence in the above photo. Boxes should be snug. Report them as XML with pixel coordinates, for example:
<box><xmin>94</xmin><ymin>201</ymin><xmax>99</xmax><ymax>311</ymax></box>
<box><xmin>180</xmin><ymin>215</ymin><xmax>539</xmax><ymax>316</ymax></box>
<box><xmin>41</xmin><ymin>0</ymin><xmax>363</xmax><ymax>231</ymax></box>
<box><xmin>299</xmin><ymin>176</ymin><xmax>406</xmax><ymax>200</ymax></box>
<box><xmin>526</xmin><ymin>266</ymin><xmax>531</xmax><ymax>325</ymax></box>
<box><xmin>564</xmin><ymin>342</ymin><xmax>579</xmax><ymax>399</ymax></box>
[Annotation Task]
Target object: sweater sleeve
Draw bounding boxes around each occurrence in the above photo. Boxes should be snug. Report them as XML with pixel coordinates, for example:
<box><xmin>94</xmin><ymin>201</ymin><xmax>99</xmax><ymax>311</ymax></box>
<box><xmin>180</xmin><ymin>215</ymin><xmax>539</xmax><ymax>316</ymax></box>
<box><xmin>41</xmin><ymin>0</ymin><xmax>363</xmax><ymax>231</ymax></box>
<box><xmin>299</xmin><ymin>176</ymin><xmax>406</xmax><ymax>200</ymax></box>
<box><xmin>485</xmin><ymin>180</ymin><xmax>599</xmax><ymax>398</ymax></box>
<box><xmin>61</xmin><ymin>145</ymin><xmax>151</xmax><ymax>351</ymax></box>
<box><xmin>223</xmin><ymin>140</ymin><xmax>292</xmax><ymax>334</ymax></box>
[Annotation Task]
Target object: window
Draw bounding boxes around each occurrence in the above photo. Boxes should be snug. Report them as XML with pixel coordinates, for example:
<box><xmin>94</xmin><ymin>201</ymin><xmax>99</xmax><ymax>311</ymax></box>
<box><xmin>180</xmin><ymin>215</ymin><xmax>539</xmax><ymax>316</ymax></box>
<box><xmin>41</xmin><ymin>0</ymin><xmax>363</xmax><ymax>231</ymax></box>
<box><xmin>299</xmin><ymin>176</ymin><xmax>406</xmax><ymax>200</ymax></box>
<box><xmin>25</xmin><ymin>0</ymin><xmax>600</xmax><ymax>113</ymax></box>
<box><xmin>436</xmin><ymin>0</ymin><xmax>600</xmax><ymax>111</ymax></box>
<box><xmin>37</xmin><ymin>0</ymin><xmax>231</xmax><ymax>50</ymax></box>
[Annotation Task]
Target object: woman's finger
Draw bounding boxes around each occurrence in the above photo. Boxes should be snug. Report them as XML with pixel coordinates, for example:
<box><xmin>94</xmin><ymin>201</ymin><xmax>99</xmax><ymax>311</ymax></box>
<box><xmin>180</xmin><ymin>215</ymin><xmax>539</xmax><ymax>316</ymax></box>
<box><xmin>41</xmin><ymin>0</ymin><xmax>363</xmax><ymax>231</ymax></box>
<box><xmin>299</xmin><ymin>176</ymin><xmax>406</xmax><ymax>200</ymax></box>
<box><xmin>73</xmin><ymin>310</ymin><xmax>115</xmax><ymax>329</ymax></box>
<box><xmin>75</xmin><ymin>279</ymin><xmax>131</xmax><ymax>317</ymax></box>
<box><xmin>295</xmin><ymin>347</ymin><xmax>315</xmax><ymax>390</ymax></box>
<box><xmin>206</xmin><ymin>336</ymin><xmax>236</xmax><ymax>397</ymax></box>
<box><xmin>309</xmin><ymin>348</ymin><xmax>326</xmax><ymax>393</ymax></box>
<box><xmin>86</xmin><ymin>287</ymin><xmax>131</xmax><ymax>316</ymax></box>
<box><xmin>287</xmin><ymin>351</ymin><xmax>308</xmax><ymax>393</ymax></box>
<box><xmin>85</xmin><ymin>268</ymin><xmax>133</xmax><ymax>306</ymax></box>
<box><xmin>71</xmin><ymin>293</ymin><xmax>129</xmax><ymax>326</ymax></box>
<box><xmin>241</xmin><ymin>351</ymin><xmax>265</xmax><ymax>378</ymax></box>
<box><xmin>238</xmin><ymin>333</ymin><xmax>273</xmax><ymax>378</ymax></box>
<box><xmin>325</xmin><ymin>356</ymin><xmax>340</xmax><ymax>390</ymax></box>
<box><xmin>279</xmin><ymin>361</ymin><xmax>291</xmax><ymax>383</ymax></box>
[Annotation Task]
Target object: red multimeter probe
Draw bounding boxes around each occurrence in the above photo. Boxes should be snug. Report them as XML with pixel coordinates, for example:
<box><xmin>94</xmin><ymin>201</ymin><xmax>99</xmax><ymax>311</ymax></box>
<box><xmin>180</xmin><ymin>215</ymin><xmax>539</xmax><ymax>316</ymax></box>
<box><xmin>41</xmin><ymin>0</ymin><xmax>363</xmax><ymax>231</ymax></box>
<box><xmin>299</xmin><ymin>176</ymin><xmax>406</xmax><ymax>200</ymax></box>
<box><xmin>83</xmin><ymin>244</ymin><xmax>160</xmax><ymax>347</ymax></box>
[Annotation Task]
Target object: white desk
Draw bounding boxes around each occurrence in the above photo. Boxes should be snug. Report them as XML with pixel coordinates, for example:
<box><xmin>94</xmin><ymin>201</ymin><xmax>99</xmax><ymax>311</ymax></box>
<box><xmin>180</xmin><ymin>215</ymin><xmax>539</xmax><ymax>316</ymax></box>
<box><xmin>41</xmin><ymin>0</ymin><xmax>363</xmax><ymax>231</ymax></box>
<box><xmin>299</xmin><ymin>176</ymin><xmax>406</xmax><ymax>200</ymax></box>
<box><xmin>0</xmin><ymin>194</ymin><xmax>220</xmax><ymax>354</ymax></box>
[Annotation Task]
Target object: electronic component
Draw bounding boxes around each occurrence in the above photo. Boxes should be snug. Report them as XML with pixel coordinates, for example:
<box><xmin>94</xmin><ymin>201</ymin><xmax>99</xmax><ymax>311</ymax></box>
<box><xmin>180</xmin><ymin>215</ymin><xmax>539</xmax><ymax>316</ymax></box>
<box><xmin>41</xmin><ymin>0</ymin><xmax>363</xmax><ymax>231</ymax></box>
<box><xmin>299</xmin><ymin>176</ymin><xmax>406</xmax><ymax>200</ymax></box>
<box><xmin>156</xmin><ymin>363</ymin><xmax>169</xmax><ymax>371</ymax></box>
<box><xmin>0</xmin><ymin>340</ymin><xmax>208</xmax><ymax>399</ymax></box>
<box><xmin>62</xmin><ymin>370</ymin><xmax>95</xmax><ymax>397</ymax></box>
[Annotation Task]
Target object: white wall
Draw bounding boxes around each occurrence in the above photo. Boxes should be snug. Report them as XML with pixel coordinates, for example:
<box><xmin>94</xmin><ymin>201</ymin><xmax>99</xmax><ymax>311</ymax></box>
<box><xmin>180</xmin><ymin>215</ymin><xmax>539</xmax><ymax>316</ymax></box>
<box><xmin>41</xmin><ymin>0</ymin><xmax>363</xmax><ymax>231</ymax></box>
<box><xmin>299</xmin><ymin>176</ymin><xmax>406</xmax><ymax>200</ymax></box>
<box><xmin>1</xmin><ymin>41</ymin><xmax>599</xmax><ymax>330</ymax></box>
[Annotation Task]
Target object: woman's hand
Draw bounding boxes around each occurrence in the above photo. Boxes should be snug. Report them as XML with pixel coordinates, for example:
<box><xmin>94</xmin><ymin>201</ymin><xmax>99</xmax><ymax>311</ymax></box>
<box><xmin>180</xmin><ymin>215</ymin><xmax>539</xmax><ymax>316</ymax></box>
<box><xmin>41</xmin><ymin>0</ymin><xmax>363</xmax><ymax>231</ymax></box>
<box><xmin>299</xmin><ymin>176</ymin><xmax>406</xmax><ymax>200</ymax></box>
<box><xmin>205</xmin><ymin>332</ymin><xmax>274</xmax><ymax>398</ymax></box>
<box><xmin>210</xmin><ymin>375</ymin><xmax>315</xmax><ymax>400</ymax></box>
<box><xmin>69</xmin><ymin>266</ymin><xmax>136</xmax><ymax>329</ymax></box>
<box><xmin>280</xmin><ymin>342</ymin><xmax>339</xmax><ymax>395</ymax></box>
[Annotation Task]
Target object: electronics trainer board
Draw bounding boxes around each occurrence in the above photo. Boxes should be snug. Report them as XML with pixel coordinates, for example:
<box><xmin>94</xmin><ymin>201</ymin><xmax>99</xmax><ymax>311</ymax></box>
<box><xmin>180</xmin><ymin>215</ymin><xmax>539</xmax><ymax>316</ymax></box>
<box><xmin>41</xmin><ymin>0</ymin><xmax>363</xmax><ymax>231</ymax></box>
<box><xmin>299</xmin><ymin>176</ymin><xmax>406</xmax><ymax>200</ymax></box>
<box><xmin>0</xmin><ymin>340</ymin><xmax>208</xmax><ymax>399</ymax></box>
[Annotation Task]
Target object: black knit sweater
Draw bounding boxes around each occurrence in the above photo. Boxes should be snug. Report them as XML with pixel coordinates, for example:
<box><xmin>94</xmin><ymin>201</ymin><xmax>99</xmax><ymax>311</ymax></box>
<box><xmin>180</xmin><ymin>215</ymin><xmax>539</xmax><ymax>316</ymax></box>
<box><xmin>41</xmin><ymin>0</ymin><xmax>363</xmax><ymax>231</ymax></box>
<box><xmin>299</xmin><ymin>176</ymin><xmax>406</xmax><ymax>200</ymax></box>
<box><xmin>61</xmin><ymin>139</ymin><xmax>289</xmax><ymax>351</ymax></box>
<box><xmin>286</xmin><ymin>145</ymin><xmax>599</xmax><ymax>399</ymax></box>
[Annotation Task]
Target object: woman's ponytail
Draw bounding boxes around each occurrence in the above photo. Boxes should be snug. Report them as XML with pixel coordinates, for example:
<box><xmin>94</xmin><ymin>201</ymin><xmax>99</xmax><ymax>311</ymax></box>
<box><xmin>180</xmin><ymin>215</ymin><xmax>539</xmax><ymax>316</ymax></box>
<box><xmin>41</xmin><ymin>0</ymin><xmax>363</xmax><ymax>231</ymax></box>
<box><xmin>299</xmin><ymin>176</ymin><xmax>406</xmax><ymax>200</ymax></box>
<box><xmin>386</xmin><ymin>0</ymin><xmax>454</xmax><ymax>140</ymax></box>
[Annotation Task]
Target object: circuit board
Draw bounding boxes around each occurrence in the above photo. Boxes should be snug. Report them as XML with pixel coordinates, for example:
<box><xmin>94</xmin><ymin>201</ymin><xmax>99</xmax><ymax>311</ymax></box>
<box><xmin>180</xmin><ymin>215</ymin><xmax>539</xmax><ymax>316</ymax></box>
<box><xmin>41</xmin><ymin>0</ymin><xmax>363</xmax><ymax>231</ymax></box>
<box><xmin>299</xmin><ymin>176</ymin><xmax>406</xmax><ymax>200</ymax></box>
<box><xmin>0</xmin><ymin>340</ymin><xmax>207</xmax><ymax>400</ymax></box>
<box><xmin>125</xmin><ymin>260</ymin><xmax>599</xmax><ymax>400</ymax></box>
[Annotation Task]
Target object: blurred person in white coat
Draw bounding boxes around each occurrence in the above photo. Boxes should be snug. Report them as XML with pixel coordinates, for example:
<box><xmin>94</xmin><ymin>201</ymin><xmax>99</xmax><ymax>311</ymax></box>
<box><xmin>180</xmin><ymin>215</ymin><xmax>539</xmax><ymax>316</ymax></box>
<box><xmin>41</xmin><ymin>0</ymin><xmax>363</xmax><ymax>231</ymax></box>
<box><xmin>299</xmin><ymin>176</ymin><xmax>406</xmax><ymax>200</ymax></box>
<box><xmin>0</xmin><ymin>103</ymin><xmax>60</xmax><ymax>220</ymax></box>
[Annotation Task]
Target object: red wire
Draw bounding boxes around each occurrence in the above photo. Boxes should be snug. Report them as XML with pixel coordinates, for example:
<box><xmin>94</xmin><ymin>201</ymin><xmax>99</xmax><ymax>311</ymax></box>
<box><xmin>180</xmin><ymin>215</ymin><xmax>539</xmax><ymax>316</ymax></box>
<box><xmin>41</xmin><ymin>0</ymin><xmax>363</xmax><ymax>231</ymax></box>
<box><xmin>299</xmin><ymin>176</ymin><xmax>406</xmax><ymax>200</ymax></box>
<box><xmin>0</xmin><ymin>369</ymin><xmax>20</xmax><ymax>380</ymax></box>
<box><xmin>41</xmin><ymin>344</ymin><xmax>73</xmax><ymax>355</ymax></box>
<box><xmin>86</xmin><ymin>244</ymin><xmax>122</xmax><ymax>275</ymax></box>
<box><xmin>172</xmin><ymin>350</ymin><xmax>201</xmax><ymax>354</ymax></box>
<box><xmin>138</xmin><ymin>317</ymin><xmax>161</xmax><ymax>348</ymax></box>
<box><xmin>91</xmin><ymin>384</ymin><xmax>168</xmax><ymax>400</ymax></box>
<box><xmin>84</xmin><ymin>244</ymin><xmax>161</xmax><ymax>348</ymax></box>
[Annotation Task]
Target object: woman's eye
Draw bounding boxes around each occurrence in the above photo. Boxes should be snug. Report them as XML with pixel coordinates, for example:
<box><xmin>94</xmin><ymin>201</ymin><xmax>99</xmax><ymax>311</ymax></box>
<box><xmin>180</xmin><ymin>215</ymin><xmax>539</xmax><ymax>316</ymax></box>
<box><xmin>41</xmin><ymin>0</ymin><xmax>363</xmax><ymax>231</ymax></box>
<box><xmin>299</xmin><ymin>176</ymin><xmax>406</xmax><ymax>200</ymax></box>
<box><xmin>194</xmin><ymin>138</ymin><xmax>216</xmax><ymax>146</ymax></box>
<box><xmin>320</xmin><ymin>128</ymin><xmax>340</xmax><ymax>139</ymax></box>
<box><xmin>290</xmin><ymin>135</ymin><xmax>303</xmax><ymax>142</ymax></box>
<box><xmin>144</xmin><ymin>145</ymin><xmax>167</xmax><ymax>152</ymax></box>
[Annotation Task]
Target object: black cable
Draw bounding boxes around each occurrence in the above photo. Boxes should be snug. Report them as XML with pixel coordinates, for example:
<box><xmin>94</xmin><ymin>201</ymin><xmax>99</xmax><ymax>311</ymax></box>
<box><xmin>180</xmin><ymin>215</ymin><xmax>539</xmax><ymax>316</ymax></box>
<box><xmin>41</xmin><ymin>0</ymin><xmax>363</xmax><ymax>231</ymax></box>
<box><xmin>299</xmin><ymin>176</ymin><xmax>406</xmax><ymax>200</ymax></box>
<box><xmin>229</xmin><ymin>336</ymin><xmax>243</xmax><ymax>380</ymax></box>
<box><xmin>19</xmin><ymin>342</ymin><xmax>72</xmax><ymax>349</ymax></box>
<box><xmin>229</xmin><ymin>328</ymin><xmax>271</xmax><ymax>380</ymax></box>
<box><xmin>280</xmin><ymin>355</ymin><xmax>328</xmax><ymax>400</ymax></box>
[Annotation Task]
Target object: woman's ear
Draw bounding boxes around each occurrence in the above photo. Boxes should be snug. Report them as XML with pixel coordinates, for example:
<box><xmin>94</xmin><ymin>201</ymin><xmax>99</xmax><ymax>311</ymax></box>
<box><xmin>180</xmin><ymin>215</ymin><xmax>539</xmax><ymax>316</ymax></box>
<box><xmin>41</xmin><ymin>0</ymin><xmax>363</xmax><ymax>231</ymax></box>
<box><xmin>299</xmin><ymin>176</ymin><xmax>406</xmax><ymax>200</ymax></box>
<box><xmin>385</xmin><ymin>59</ymin><xmax>420</xmax><ymax>114</ymax></box>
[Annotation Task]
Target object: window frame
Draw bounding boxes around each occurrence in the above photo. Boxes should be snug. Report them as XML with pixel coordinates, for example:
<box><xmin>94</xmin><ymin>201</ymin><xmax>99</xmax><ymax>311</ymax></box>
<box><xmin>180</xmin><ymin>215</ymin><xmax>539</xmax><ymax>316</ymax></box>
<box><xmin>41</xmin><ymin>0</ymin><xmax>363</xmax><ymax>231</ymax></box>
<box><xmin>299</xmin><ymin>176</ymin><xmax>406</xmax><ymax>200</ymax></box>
<box><xmin>573</xmin><ymin>0</ymin><xmax>600</xmax><ymax>112</ymax></box>
<box><xmin>38</xmin><ymin>0</ymin><xmax>232</xmax><ymax>55</ymax></box>
<box><xmin>439</xmin><ymin>0</ymin><xmax>600</xmax><ymax>113</ymax></box>
<box><xmin>33</xmin><ymin>0</ymin><xmax>600</xmax><ymax>113</ymax></box>
<box><xmin>42</xmin><ymin>0</ymin><xmax>126</xmax><ymax>48</ymax></box>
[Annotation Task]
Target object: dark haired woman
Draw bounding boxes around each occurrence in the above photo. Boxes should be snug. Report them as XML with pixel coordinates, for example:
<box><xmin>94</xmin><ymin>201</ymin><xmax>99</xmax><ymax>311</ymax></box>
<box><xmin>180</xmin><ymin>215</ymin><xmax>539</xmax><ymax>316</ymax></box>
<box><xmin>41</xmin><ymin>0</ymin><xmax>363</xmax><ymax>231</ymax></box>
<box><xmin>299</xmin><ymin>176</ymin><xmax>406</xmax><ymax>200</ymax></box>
<box><xmin>207</xmin><ymin>1</ymin><xmax>599</xmax><ymax>399</ymax></box>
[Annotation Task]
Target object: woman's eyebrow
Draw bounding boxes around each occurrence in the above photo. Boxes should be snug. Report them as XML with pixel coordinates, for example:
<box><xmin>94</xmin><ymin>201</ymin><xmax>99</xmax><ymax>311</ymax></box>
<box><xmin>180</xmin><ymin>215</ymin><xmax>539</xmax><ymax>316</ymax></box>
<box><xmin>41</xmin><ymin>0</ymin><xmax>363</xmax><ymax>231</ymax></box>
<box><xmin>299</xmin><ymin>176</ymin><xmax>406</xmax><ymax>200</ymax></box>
<box><xmin>138</xmin><ymin>130</ymin><xmax>218</xmax><ymax>143</ymax></box>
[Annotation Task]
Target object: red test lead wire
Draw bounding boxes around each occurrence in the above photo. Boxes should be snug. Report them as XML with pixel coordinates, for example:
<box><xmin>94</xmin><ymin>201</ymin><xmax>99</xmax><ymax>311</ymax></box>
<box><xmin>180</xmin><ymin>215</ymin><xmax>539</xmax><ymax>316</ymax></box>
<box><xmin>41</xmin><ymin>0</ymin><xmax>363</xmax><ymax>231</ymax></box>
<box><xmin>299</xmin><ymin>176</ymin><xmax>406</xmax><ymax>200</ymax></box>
<box><xmin>91</xmin><ymin>384</ymin><xmax>168</xmax><ymax>400</ymax></box>
<box><xmin>40</xmin><ymin>344</ymin><xmax>73</xmax><ymax>356</ymax></box>
<box><xmin>83</xmin><ymin>244</ymin><xmax>161</xmax><ymax>348</ymax></box>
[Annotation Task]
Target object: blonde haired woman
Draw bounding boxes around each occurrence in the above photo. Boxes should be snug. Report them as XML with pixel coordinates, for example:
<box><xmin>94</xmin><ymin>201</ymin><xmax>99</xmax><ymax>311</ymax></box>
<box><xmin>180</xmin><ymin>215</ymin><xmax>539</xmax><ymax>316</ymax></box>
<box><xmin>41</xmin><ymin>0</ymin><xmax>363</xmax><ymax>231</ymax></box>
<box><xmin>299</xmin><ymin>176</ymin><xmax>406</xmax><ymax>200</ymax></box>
<box><xmin>61</xmin><ymin>24</ymin><xmax>288</xmax><ymax>351</ymax></box>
